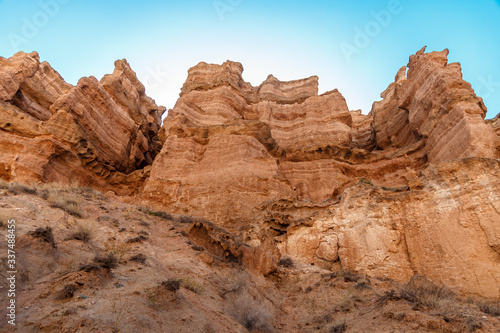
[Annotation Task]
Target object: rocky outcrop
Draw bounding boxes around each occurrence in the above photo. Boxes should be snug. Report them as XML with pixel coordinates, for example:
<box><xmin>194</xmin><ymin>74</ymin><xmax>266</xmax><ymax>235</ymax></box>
<box><xmin>2</xmin><ymin>48</ymin><xmax>499</xmax><ymax>297</ymax></box>
<box><xmin>0</xmin><ymin>52</ymin><xmax>165</xmax><ymax>193</ymax></box>
<box><xmin>279</xmin><ymin>158</ymin><xmax>500</xmax><ymax>297</ymax></box>
<box><xmin>372</xmin><ymin>47</ymin><xmax>499</xmax><ymax>162</ymax></box>
<box><xmin>187</xmin><ymin>220</ymin><xmax>280</xmax><ymax>275</ymax></box>
<box><xmin>143</xmin><ymin>48</ymin><xmax>499</xmax><ymax>296</ymax></box>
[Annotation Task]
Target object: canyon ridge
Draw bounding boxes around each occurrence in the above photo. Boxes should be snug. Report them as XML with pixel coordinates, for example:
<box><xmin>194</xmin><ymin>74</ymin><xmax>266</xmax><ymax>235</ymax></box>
<box><xmin>1</xmin><ymin>48</ymin><xmax>499</xmax><ymax>332</ymax></box>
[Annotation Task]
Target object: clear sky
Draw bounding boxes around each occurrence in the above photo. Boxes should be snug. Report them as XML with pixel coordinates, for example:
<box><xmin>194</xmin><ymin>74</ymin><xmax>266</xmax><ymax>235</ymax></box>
<box><xmin>0</xmin><ymin>0</ymin><xmax>499</xmax><ymax>119</ymax></box>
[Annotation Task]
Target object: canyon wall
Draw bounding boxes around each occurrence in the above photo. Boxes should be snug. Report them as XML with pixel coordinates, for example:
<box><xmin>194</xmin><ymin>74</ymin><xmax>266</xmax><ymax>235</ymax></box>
<box><xmin>1</xmin><ymin>48</ymin><xmax>499</xmax><ymax>296</ymax></box>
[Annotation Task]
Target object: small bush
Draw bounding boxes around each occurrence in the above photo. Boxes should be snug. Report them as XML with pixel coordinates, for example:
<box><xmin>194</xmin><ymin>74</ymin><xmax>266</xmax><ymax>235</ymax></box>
<box><xmin>191</xmin><ymin>244</ymin><xmax>204</xmax><ymax>252</ymax></box>
<box><xmin>278</xmin><ymin>257</ymin><xmax>294</xmax><ymax>268</ymax></box>
<box><xmin>464</xmin><ymin>317</ymin><xmax>483</xmax><ymax>332</ymax></box>
<box><xmin>359</xmin><ymin>178</ymin><xmax>373</xmax><ymax>186</ymax></box>
<box><xmin>228</xmin><ymin>294</ymin><xmax>273</xmax><ymax>332</ymax></box>
<box><xmin>129</xmin><ymin>253</ymin><xmax>147</xmax><ymax>264</ymax></box>
<box><xmin>161</xmin><ymin>279</ymin><xmax>181</xmax><ymax>292</ymax></box>
<box><xmin>139</xmin><ymin>207</ymin><xmax>173</xmax><ymax>220</ymax></box>
<box><xmin>399</xmin><ymin>275</ymin><xmax>454</xmax><ymax>309</ymax></box>
<box><xmin>180</xmin><ymin>277</ymin><xmax>205</xmax><ymax>294</ymax></box>
<box><xmin>94</xmin><ymin>252</ymin><xmax>118</xmax><ymax>269</ymax></box>
<box><xmin>29</xmin><ymin>227</ymin><xmax>56</xmax><ymax>248</ymax></box>
<box><xmin>47</xmin><ymin>193</ymin><xmax>84</xmax><ymax>218</ymax></box>
<box><xmin>478</xmin><ymin>300</ymin><xmax>500</xmax><ymax>316</ymax></box>
<box><xmin>68</xmin><ymin>224</ymin><xmax>93</xmax><ymax>242</ymax></box>
<box><xmin>79</xmin><ymin>263</ymin><xmax>102</xmax><ymax>272</ymax></box>
<box><xmin>58</xmin><ymin>284</ymin><xmax>78</xmax><ymax>300</ymax></box>
<box><xmin>329</xmin><ymin>321</ymin><xmax>347</xmax><ymax>333</ymax></box>
<box><xmin>8</xmin><ymin>183</ymin><xmax>38</xmax><ymax>195</ymax></box>
<box><xmin>126</xmin><ymin>235</ymin><xmax>148</xmax><ymax>244</ymax></box>
<box><xmin>177</xmin><ymin>215</ymin><xmax>196</xmax><ymax>224</ymax></box>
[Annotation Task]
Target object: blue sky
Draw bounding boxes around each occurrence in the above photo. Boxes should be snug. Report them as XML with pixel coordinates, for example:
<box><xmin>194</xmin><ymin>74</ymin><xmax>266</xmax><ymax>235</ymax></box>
<box><xmin>0</xmin><ymin>0</ymin><xmax>499</xmax><ymax>119</ymax></box>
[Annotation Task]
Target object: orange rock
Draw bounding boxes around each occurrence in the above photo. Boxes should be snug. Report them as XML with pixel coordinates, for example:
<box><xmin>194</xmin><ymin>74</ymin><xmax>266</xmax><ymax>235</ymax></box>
<box><xmin>0</xmin><ymin>52</ymin><xmax>165</xmax><ymax>194</ymax></box>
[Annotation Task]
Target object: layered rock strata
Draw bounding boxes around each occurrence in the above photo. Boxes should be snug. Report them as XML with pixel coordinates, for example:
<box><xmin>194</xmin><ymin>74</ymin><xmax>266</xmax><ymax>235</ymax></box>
<box><xmin>143</xmin><ymin>47</ymin><xmax>499</xmax><ymax>296</ymax></box>
<box><xmin>0</xmin><ymin>52</ymin><xmax>165</xmax><ymax>194</ymax></box>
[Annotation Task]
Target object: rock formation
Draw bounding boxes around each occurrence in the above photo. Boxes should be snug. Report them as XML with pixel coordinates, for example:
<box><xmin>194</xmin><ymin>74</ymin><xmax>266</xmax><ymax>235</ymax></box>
<box><xmin>142</xmin><ymin>47</ymin><xmax>500</xmax><ymax>296</ymax></box>
<box><xmin>0</xmin><ymin>51</ymin><xmax>165</xmax><ymax>194</ymax></box>
<box><xmin>1</xmin><ymin>47</ymin><xmax>499</xmax><ymax>297</ymax></box>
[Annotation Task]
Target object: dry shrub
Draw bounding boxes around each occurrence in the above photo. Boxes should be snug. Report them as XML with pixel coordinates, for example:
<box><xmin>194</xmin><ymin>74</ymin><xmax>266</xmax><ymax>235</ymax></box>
<box><xmin>228</xmin><ymin>293</ymin><xmax>273</xmax><ymax>332</ymax></box>
<box><xmin>399</xmin><ymin>275</ymin><xmax>454</xmax><ymax>309</ymax></box>
<box><xmin>180</xmin><ymin>277</ymin><xmax>205</xmax><ymax>294</ymax></box>
<box><xmin>129</xmin><ymin>253</ymin><xmax>147</xmax><ymax>264</ymax></box>
<box><xmin>94</xmin><ymin>252</ymin><xmax>118</xmax><ymax>269</ymax></box>
<box><xmin>7</xmin><ymin>183</ymin><xmax>38</xmax><ymax>195</ymax></box>
<box><xmin>278</xmin><ymin>257</ymin><xmax>294</xmax><ymax>268</ymax></box>
<box><xmin>161</xmin><ymin>279</ymin><xmax>181</xmax><ymax>292</ymax></box>
<box><xmin>177</xmin><ymin>215</ymin><xmax>196</xmax><ymax>224</ymax></box>
<box><xmin>29</xmin><ymin>226</ymin><xmax>56</xmax><ymax>248</ymax></box>
<box><xmin>57</xmin><ymin>284</ymin><xmax>78</xmax><ymax>300</ymax></box>
<box><xmin>139</xmin><ymin>207</ymin><xmax>173</xmax><ymax>220</ymax></box>
<box><xmin>126</xmin><ymin>235</ymin><xmax>149</xmax><ymax>244</ymax></box>
<box><xmin>68</xmin><ymin>223</ymin><xmax>94</xmax><ymax>242</ymax></box>
<box><xmin>329</xmin><ymin>321</ymin><xmax>347</xmax><ymax>333</ymax></box>
<box><xmin>47</xmin><ymin>192</ymin><xmax>84</xmax><ymax>218</ymax></box>
<box><xmin>477</xmin><ymin>299</ymin><xmax>500</xmax><ymax>316</ymax></box>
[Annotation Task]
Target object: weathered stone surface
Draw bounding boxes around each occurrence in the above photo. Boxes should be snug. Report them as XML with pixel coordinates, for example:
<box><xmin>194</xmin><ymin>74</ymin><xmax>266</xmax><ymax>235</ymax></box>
<box><xmin>144</xmin><ymin>48</ymin><xmax>499</xmax><ymax>296</ymax></box>
<box><xmin>372</xmin><ymin>47</ymin><xmax>499</xmax><ymax>162</ymax></box>
<box><xmin>279</xmin><ymin>158</ymin><xmax>500</xmax><ymax>297</ymax></box>
<box><xmin>2</xmin><ymin>48</ymin><xmax>499</xmax><ymax>297</ymax></box>
<box><xmin>0</xmin><ymin>52</ymin><xmax>165</xmax><ymax>193</ymax></box>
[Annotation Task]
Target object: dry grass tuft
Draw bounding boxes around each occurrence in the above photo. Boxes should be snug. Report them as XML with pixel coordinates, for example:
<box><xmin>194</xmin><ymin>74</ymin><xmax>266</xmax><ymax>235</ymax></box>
<box><xmin>477</xmin><ymin>299</ymin><xmax>500</xmax><ymax>316</ymax></box>
<box><xmin>94</xmin><ymin>252</ymin><xmax>118</xmax><ymax>269</ymax></box>
<box><xmin>29</xmin><ymin>226</ymin><xmax>56</xmax><ymax>248</ymax></box>
<box><xmin>67</xmin><ymin>223</ymin><xmax>94</xmax><ymax>242</ymax></box>
<box><xmin>278</xmin><ymin>257</ymin><xmax>294</xmax><ymax>268</ymax></box>
<box><xmin>7</xmin><ymin>183</ymin><xmax>38</xmax><ymax>195</ymax></box>
<box><xmin>180</xmin><ymin>277</ymin><xmax>205</xmax><ymax>294</ymax></box>
<box><xmin>228</xmin><ymin>293</ymin><xmax>273</xmax><ymax>332</ymax></box>
<box><xmin>399</xmin><ymin>275</ymin><xmax>454</xmax><ymax>309</ymax></box>
<box><xmin>47</xmin><ymin>192</ymin><xmax>84</xmax><ymax>218</ymax></box>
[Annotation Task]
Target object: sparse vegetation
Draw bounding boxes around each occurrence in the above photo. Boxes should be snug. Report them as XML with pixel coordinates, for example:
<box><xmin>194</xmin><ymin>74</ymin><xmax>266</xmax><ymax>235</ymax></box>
<box><xmin>477</xmin><ymin>299</ymin><xmax>500</xmax><ymax>316</ymax></box>
<box><xmin>180</xmin><ymin>277</ymin><xmax>205</xmax><ymax>294</ymax></box>
<box><xmin>399</xmin><ymin>275</ymin><xmax>454</xmax><ymax>309</ymax></box>
<box><xmin>464</xmin><ymin>317</ymin><xmax>483</xmax><ymax>332</ymax></box>
<box><xmin>7</xmin><ymin>183</ymin><xmax>38</xmax><ymax>195</ymax></box>
<box><xmin>126</xmin><ymin>235</ymin><xmax>149</xmax><ymax>244</ymax></box>
<box><xmin>161</xmin><ymin>279</ymin><xmax>181</xmax><ymax>292</ymax></box>
<box><xmin>139</xmin><ymin>207</ymin><xmax>173</xmax><ymax>220</ymax></box>
<box><xmin>129</xmin><ymin>253</ymin><xmax>147</xmax><ymax>264</ymax></box>
<box><xmin>29</xmin><ymin>226</ymin><xmax>56</xmax><ymax>248</ymax></box>
<box><xmin>278</xmin><ymin>257</ymin><xmax>294</xmax><ymax>268</ymax></box>
<box><xmin>329</xmin><ymin>321</ymin><xmax>347</xmax><ymax>333</ymax></box>
<box><xmin>191</xmin><ymin>244</ymin><xmax>204</xmax><ymax>252</ymax></box>
<box><xmin>67</xmin><ymin>223</ymin><xmax>93</xmax><ymax>242</ymax></box>
<box><xmin>47</xmin><ymin>192</ymin><xmax>84</xmax><ymax>218</ymax></box>
<box><xmin>358</xmin><ymin>178</ymin><xmax>373</xmax><ymax>186</ymax></box>
<box><xmin>177</xmin><ymin>215</ymin><xmax>196</xmax><ymax>224</ymax></box>
<box><xmin>228</xmin><ymin>294</ymin><xmax>273</xmax><ymax>332</ymax></box>
<box><xmin>58</xmin><ymin>284</ymin><xmax>78</xmax><ymax>300</ymax></box>
<box><xmin>79</xmin><ymin>263</ymin><xmax>102</xmax><ymax>272</ymax></box>
<box><xmin>94</xmin><ymin>252</ymin><xmax>118</xmax><ymax>269</ymax></box>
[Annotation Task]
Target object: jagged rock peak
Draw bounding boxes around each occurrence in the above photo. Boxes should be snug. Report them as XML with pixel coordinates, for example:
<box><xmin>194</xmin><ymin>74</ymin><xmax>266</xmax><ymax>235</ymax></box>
<box><xmin>0</xmin><ymin>51</ymin><xmax>165</xmax><ymax>194</ymax></box>
<box><xmin>180</xmin><ymin>60</ymin><xmax>319</xmax><ymax>104</ymax></box>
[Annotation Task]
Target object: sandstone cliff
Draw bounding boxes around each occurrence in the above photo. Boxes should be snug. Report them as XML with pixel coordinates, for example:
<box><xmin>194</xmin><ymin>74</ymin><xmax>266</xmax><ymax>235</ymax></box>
<box><xmin>0</xmin><ymin>51</ymin><xmax>165</xmax><ymax>194</ymax></box>
<box><xmin>142</xmin><ymin>47</ymin><xmax>500</xmax><ymax>296</ymax></box>
<box><xmin>1</xmin><ymin>48</ymin><xmax>499</xmax><ymax>299</ymax></box>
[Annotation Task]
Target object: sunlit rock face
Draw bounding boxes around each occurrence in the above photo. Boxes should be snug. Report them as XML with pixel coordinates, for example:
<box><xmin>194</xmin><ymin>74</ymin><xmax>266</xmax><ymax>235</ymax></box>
<box><xmin>144</xmin><ymin>48</ymin><xmax>499</xmax><ymax>296</ymax></box>
<box><xmin>1</xmin><ymin>48</ymin><xmax>499</xmax><ymax>297</ymax></box>
<box><xmin>0</xmin><ymin>51</ymin><xmax>165</xmax><ymax>194</ymax></box>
